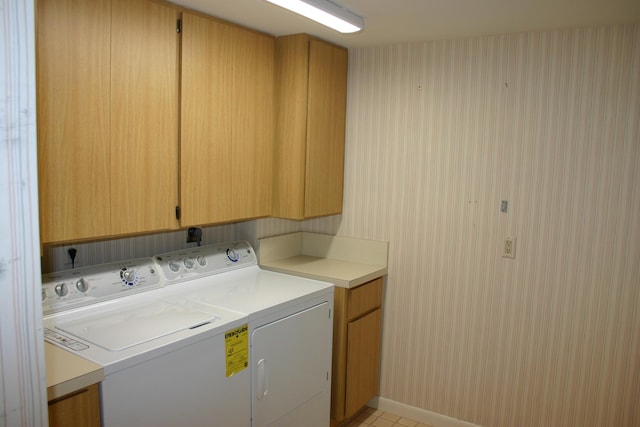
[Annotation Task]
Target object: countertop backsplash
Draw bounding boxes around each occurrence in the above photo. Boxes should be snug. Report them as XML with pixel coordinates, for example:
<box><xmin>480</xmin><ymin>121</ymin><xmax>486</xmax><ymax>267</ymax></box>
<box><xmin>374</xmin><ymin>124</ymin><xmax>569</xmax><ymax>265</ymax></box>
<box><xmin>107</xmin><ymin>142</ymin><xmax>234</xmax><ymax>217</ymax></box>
<box><xmin>41</xmin><ymin>215</ymin><xmax>343</xmax><ymax>274</ymax></box>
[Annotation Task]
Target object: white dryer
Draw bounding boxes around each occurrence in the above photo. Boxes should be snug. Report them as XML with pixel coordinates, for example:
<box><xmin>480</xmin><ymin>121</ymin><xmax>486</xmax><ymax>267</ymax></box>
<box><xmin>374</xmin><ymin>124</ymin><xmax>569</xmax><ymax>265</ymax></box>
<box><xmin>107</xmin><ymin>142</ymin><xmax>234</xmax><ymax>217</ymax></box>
<box><xmin>156</xmin><ymin>242</ymin><xmax>334</xmax><ymax>427</ymax></box>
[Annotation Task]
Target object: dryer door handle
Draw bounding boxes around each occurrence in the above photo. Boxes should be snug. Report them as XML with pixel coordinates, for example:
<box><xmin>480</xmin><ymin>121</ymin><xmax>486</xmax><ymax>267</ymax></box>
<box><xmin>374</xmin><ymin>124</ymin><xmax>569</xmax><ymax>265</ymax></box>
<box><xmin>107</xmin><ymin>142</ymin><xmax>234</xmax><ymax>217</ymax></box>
<box><xmin>257</xmin><ymin>358</ymin><xmax>268</xmax><ymax>400</ymax></box>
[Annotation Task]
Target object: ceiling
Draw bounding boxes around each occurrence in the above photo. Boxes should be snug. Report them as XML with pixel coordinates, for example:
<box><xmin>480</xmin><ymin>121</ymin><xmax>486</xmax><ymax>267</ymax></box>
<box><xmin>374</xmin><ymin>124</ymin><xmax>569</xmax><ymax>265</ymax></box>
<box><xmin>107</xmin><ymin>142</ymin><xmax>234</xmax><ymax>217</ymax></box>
<box><xmin>173</xmin><ymin>0</ymin><xmax>640</xmax><ymax>48</ymax></box>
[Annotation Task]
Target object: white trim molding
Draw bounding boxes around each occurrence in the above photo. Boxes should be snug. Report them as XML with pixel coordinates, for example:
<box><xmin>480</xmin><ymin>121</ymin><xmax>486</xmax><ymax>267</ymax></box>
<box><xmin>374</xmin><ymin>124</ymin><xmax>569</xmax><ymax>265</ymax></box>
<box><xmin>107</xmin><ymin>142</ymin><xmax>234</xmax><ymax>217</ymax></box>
<box><xmin>369</xmin><ymin>397</ymin><xmax>483</xmax><ymax>427</ymax></box>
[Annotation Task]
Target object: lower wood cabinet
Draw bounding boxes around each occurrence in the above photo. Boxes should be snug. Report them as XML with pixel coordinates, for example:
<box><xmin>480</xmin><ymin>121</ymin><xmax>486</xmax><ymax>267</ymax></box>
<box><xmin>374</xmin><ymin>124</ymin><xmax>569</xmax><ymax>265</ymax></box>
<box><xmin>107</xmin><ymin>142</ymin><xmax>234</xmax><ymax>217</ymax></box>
<box><xmin>331</xmin><ymin>277</ymin><xmax>383</xmax><ymax>425</ymax></box>
<box><xmin>48</xmin><ymin>384</ymin><xmax>101</xmax><ymax>427</ymax></box>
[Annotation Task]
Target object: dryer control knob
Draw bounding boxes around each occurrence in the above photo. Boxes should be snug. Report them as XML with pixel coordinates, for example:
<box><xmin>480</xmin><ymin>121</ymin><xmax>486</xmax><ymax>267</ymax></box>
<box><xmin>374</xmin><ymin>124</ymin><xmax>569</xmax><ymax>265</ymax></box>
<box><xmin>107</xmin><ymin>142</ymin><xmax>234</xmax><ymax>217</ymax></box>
<box><xmin>184</xmin><ymin>258</ymin><xmax>195</xmax><ymax>269</ymax></box>
<box><xmin>76</xmin><ymin>278</ymin><xmax>88</xmax><ymax>293</ymax></box>
<box><xmin>54</xmin><ymin>282</ymin><xmax>69</xmax><ymax>297</ymax></box>
<box><xmin>168</xmin><ymin>261</ymin><xmax>181</xmax><ymax>273</ymax></box>
<box><xmin>196</xmin><ymin>256</ymin><xmax>207</xmax><ymax>267</ymax></box>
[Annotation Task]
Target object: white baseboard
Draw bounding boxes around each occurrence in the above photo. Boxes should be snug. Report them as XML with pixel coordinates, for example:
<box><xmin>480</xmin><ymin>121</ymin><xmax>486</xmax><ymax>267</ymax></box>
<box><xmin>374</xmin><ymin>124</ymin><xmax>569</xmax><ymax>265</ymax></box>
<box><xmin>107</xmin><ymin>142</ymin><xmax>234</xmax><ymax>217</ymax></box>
<box><xmin>368</xmin><ymin>397</ymin><xmax>482</xmax><ymax>427</ymax></box>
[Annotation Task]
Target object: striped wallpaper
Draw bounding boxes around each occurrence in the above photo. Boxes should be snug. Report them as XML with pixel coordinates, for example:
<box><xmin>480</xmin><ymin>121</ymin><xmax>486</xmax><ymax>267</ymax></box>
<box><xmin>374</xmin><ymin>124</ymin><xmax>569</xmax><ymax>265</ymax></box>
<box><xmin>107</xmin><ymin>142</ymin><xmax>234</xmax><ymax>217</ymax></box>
<box><xmin>41</xmin><ymin>23</ymin><xmax>640</xmax><ymax>427</ymax></box>
<box><xmin>333</xmin><ymin>24</ymin><xmax>640</xmax><ymax>427</ymax></box>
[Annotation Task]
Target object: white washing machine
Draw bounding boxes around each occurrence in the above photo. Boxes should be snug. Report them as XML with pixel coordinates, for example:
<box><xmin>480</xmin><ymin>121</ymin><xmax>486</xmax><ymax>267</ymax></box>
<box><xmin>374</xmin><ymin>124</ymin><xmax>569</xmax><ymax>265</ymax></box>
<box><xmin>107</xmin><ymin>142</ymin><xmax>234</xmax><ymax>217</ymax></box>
<box><xmin>42</xmin><ymin>241</ymin><xmax>333</xmax><ymax>427</ymax></box>
<box><xmin>42</xmin><ymin>254</ymin><xmax>251</xmax><ymax>427</ymax></box>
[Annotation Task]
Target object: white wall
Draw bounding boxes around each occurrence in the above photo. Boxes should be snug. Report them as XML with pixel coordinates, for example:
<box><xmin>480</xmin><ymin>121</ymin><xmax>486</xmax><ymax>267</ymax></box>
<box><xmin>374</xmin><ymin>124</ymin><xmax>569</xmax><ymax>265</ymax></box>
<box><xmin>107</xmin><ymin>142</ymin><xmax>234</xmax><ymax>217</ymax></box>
<box><xmin>0</xmin><ymin>0</ymin><xmax>47</xmax><ymax>425</ymax></box>
<box><xmin>337</xmin><ymin>24</ymin><xmax>640</xmax><ymax>427</ymax></box>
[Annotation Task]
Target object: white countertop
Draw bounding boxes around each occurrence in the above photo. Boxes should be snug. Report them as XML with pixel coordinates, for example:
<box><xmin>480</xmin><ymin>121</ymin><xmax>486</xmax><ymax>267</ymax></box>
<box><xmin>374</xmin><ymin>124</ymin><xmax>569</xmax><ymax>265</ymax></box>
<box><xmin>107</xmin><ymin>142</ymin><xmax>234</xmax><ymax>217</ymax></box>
<box><xmin>258</xmin><ymin>232</ymin><xmax>388</xmax><ymax>288</ymax></box>
<box><xmin>45</xmin><ymin>342</ymin><xmax>104</xmax><ymax>401</ymax></box>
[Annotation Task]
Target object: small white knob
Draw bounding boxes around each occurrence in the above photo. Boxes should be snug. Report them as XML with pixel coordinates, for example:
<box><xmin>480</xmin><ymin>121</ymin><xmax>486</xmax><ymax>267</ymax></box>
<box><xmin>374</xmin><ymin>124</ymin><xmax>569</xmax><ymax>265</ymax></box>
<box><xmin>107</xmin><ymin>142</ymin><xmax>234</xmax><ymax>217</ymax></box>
<box><xmin>76</xmin><ymin>278</ymin><xmax>88</xmax><ymax>293</ymax></box>
<box><xmin>226</xmin><ymin>248</ymin><xmax>239</xmax><ymax>262</ymax></box>
<box><xmin>55</xmin><ymin>282</ymin><xmax>69</xmax><ymax>297</ymax></box>
<box><xmin>122</xmin><ymin>269</ymin><xmax>136</xmax><ymax>283</ymax></box>
<box><xmin>169</xmin><ymin>261</ymin><xmax>180</xmax><ymax>272</ymax></box>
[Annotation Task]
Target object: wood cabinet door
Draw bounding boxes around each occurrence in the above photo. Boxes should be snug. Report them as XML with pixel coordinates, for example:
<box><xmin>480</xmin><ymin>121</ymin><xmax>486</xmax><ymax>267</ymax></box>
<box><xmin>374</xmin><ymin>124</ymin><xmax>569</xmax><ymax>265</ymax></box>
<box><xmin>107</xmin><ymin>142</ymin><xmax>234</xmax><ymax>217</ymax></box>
<box><xmin>305</xmin><ymin>39</ymin><xmax>347</xmax><ymax>218</ymax></box>
<box><xmin>273</xmin><ymin>34</ymin><xmax>310</xmax><ymax>219</ymax></box>
<box><xmin>36</xmin><ymin>0</ymin><xmax>111</xmax><ymax>243</ymax></box>
<box><xmin>37</xmin><ymin>0</ymin><xmax>179</xmax><ymax>243</ymax></box>
<box><xmin>180</xmin><ymin>13</ymin><xmax>274</xmax><ymax>226</ymax></box>
<box><xmin>48</xmin><ymin>385</ymin><xmax>101</xmax><ymax>427</ymax></box>
<box><xmin>345</xmin><ymin>308</ymin><xmax>382</xmax><ymax>418</ymax></box>
<box><xmin>228</xmin><ymin>26</ymin><xmax>274</xmax><ymax>221</ymax></box>
<box><xmin>273</xmin><ymin>35</ymin><xmax>347</xmax><ymax>220</ymax></box>
<box><xmin>110</xmin><ymin>0</ymin><xmax>179</xmax><ymax>235</ymax></box>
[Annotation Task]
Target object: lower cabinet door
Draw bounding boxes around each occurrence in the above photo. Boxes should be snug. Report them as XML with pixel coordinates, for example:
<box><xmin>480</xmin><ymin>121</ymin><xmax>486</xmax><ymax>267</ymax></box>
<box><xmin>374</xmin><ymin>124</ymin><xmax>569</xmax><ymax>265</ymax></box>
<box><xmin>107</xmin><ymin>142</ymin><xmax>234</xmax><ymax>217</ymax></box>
<box><xmin>345</xmin><ymin>308</ymin><xmax>382</xmax><ymax>418</ymax></box>
<box><xmin>48</xmin><ymin>384</ymin><xmax>101</xmax><ymax>427</ymax></box>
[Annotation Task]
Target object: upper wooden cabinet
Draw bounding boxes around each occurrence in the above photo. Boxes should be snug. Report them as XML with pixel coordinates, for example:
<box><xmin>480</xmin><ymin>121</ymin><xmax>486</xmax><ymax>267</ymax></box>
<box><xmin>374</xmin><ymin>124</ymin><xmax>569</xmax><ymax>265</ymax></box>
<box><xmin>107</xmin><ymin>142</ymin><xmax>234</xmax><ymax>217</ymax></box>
<box><xmin>109</xmin><ymin>0</ymin><xmax>180</xmax><ymax>236</ymax></box>
<box><xmin>36</xmin><ymin>0</ymin><xmax>179</xmax><ymax>244</ymax></box>
<box><xmin>37</xmin><ymin>3</ymin><xmax>342</xmax><ymax>243</ymax></box>
<box><xmin>180</xmin><ymin>12</ymin><xmax>274</xmax><ymax>226</ymax></box>
<box><xmin>273</xmin><ymin>34</ymin><xmax>348</xmax><ymax>220</ymax></box>
<box><xmin>36</xmin><ymin>0</ymin><xmax>112</xmax><ymax>243</ymax></box>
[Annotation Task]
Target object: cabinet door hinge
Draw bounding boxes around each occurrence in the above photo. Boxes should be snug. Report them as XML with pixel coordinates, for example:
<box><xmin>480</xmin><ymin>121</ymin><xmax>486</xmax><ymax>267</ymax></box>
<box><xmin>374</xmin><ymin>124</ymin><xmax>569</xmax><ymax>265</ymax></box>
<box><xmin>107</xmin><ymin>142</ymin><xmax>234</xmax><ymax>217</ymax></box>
<box><xmin>175</xmin><ymin>206</ymin><xmax>181</xmax><ymax>220</ymax></box>
<box><xmin>176</xmin><ymin>18</ymin><xmax>182</xmax><ymax>33</ymax></box>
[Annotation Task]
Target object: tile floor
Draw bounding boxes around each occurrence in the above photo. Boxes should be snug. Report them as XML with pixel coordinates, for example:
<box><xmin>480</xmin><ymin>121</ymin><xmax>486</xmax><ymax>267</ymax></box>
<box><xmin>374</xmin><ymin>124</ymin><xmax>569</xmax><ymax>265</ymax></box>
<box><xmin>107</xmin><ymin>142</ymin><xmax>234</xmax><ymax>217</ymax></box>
<box><xmin>344</xmin><ymin>407</ymin><xmax>435</xmax><ymax>427</ymax></box>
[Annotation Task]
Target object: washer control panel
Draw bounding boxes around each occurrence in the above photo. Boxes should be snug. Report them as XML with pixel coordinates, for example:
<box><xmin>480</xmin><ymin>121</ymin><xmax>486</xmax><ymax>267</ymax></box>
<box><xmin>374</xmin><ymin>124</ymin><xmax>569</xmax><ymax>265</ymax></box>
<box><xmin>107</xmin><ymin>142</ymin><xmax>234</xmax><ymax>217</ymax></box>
<box><xmin>42</xmin><ymin>258</ymin><xmax>161</xmax><ymax>315</ymax></box>
<box><xmin>44</xmin><ymin>328</ymin><xmax>89</xmax><ymax>351</ymax></box>
<box><xmin>156</xmin><ymin>241</ymin><xmax>257</xmax><ymax>283</ymax></box>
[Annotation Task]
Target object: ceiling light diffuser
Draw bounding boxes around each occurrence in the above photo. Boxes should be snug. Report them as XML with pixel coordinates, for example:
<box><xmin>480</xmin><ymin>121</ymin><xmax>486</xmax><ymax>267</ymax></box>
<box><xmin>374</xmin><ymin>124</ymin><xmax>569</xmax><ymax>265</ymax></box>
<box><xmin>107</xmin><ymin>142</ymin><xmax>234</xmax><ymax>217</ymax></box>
<box><xmin>265</xmin><ymin>0</ymin><xmax>364</xmax><ymax>33</ymax></box>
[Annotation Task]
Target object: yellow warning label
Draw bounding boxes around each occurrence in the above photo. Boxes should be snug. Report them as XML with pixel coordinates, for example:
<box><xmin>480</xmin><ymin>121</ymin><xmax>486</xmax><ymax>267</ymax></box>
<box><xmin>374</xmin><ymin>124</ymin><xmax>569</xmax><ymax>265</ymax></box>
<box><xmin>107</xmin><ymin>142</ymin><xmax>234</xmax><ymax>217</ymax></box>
<box><xmin>225</xmin><ymin>324</ymin><xmax>248</xmax><ymax>377</ymax></box>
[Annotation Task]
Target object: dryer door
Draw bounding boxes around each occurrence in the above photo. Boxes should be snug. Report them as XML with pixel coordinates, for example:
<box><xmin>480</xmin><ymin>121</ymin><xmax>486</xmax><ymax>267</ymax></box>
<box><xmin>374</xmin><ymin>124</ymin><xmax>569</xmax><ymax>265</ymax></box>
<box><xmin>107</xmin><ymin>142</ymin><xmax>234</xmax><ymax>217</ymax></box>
<box><xmin>251</xmin><ymin>302</ymin><xmax>332</xmax><ymax>427</ymax></box>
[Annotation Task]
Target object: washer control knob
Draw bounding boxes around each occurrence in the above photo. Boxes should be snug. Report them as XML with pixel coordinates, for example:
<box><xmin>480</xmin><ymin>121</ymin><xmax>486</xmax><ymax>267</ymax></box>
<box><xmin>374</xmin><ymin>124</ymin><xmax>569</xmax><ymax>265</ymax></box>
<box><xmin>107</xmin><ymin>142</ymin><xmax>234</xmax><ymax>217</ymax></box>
<box><xmin>42</xmin><ymin>288</ymin><xmax>47</xmax><ymax>301</ymax></box>
<box><xmin>75</xmin><ymin>278</ymin><xmax>88</xmax><ymax>293</ymax></box>
<box><xmin>168</xmin><ymin>261</ymin><xmax>181</xmax><ymax>273</ymax></box>
<box><xmin>54</xmin><ymin>282</ymin><xmax>69</xmax><ymax>297</ymax></box>
<box><xmin>226</xmin><ymin>248</ymin><xmax>239</xmax><ymax>262</ymax></box>
<box><xmin>120</xmin><ymin>268</ymin><xmax>138</xmax><ymax>286</ymax></box>
<box><xmin>184</xmin><ymin>258</ymin><xmax>194</xmax><ymax>269</ymax></box>
<box><xmin>196</xmin><ymin>256</ymin><xmax>207</xmax><ymax>267</ymax></box>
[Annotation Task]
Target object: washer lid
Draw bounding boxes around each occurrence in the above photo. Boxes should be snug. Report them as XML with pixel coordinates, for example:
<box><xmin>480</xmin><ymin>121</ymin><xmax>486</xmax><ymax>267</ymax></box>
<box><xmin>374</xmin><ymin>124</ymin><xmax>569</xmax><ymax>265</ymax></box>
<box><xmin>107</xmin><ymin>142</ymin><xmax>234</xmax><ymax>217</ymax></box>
<box><xmin>55</xmin><ymin>300</ymin><xmax>218</xmax><ymax>351</ymax></box>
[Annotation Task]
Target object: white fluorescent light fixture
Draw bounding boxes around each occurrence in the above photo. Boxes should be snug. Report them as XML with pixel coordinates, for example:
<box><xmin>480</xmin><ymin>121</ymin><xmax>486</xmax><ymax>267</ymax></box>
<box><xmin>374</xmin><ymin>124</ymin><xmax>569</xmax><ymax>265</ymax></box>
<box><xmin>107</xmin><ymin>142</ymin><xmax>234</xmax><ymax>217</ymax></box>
<box><xmin>265</xmin><ymin>0</ymin><xmax>364</xmax><ymax>33</ymax></box>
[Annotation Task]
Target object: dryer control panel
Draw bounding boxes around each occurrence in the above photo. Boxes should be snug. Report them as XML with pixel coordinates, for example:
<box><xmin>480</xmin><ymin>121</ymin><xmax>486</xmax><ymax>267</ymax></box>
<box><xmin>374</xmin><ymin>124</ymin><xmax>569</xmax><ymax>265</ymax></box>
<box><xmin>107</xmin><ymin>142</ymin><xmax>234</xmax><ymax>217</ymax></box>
<box><xmin>156</xmin><ymin>241</ymin><xmax>257</xmax><ymax>283</ymax></box>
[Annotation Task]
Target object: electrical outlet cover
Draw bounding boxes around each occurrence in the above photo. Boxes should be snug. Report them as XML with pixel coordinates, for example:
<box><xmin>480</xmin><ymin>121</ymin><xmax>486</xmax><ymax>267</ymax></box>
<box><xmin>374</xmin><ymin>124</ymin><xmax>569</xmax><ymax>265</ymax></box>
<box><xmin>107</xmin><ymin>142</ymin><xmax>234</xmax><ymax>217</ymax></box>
<box><xmin>503</xmin><ymin>237</ymin><xmax>516</xmax><ymax>258</ymax></box>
